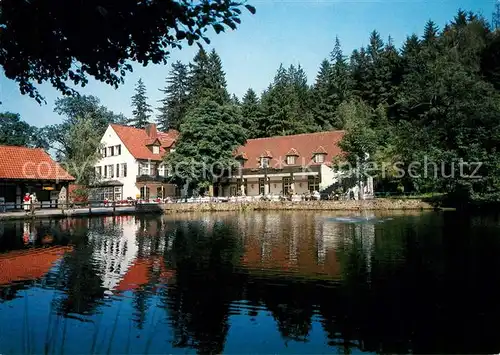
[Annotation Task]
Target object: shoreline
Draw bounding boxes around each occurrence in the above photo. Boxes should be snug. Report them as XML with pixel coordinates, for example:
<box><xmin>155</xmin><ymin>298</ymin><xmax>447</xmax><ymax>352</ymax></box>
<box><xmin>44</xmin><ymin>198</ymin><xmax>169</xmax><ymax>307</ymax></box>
<box><xmin>0</xmin><ymin>199</ymin><xmax>441</xmax><ymax>221</ymax></box>
<box><xmin>163</xmin><ymin>199</ymin><xmax>438</xmax><ymax>213</ymax></box>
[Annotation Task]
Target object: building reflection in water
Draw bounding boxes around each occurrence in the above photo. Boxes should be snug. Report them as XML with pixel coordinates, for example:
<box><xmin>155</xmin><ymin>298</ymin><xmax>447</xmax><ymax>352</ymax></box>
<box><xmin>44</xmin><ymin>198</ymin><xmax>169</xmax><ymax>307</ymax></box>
<box><xmin>1</xmin><ymin>212</ymin><xmax>500</xmax><ymax>354</ymax></box>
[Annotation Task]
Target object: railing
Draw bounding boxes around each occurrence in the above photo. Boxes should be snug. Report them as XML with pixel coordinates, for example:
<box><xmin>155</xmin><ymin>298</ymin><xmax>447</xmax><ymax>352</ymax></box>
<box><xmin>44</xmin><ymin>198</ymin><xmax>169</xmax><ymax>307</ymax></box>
<box><xmin>136</xmin><ymin>174</ymin><xmax>169</xmax><ymax>183</ymax></box>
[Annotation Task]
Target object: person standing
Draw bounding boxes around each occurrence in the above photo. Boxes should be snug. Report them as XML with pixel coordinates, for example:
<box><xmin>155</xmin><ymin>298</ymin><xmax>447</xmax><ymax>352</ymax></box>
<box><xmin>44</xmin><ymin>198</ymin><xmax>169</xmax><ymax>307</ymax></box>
<box><xmin>23</xmin><ymin>193</ymin><xmax>31</xmax><ymax>212</ymax></box>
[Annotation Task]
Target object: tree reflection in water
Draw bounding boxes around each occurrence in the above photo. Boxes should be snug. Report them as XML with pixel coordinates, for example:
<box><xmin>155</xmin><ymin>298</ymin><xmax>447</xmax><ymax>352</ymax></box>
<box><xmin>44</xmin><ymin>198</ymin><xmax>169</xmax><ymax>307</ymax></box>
<box><xmin>2</xmin><ymin>212</ymin><xmax>500</xmax><ymax>354</ymax></box>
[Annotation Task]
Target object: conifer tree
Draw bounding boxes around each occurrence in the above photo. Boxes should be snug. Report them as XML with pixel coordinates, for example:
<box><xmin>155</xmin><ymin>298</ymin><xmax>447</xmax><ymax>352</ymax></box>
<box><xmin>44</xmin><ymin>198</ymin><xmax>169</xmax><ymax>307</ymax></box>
<box><xmin>329</xmin><ymin>37</ymin><xmax>352</xmax><ymax>126</ymax></box>
<box><xmin>423</xmin><ymin>20</ymin><xmax>439</xmax><ymax>44</ymax></box>
<box><xmin>312</xmin><ymin>59</ymin><xmax>334</xmax><ymax>129</ymax></box>
<box><xmin>208</xmin><ymin>49</ymin><xmax>231</xmax><ymax>104</ymax></box>
<box><xmin>188</xmin><ymin>48</ymin><xmax>212</xmax><ymax>105</ymax></box>
<box><xmin>241</xmin><ymin>88</ymin><xmax>261</xmax><ymax>138</ymax></box>
<box><xmin>157</xmin><ymin>61</ymin><xmax>189</xmax><ymax>131</ymax></box>
<box><xmin>129</xmin><ymin>78</ymin><xmax>153</xmax><ymax>128</ymax></box>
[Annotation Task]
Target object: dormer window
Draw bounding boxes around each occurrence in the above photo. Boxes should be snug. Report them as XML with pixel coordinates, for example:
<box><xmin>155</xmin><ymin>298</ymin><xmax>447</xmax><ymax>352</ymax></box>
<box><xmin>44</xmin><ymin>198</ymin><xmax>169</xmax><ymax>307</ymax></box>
<box><xmin>314</xmin><ymin>153</ymin><xmax>325</xmax><ymax>163</ymax></box>
<box><xmin>236</xmin><ymin>152</ymin><xmax>248</xmax><ymax>168</ymax></box>
<box><xmin>313</xmin><ymin>146</ymin><xmax>327</xmax><ymax>164</ymax></box>
<box><xmin>286</xmin><ymin>148</ymin><xmax>299</xmax><ymax>165</ymax></box>
<box><xmin>152</xmin><ymin>145</ymin><xmax>160</xmax><ymax>154</ymax></box>
<box><xmin>259</xmin><ymin>151</ymin><xmax>272</xmax><ymax>168</ymax></box>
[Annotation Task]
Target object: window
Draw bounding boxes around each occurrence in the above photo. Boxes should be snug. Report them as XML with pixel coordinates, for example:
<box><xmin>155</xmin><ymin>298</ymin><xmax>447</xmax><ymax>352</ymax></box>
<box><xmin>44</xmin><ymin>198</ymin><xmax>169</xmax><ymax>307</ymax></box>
<box><xmin>157</xmin><ymin>186</ymin><xmax>164</xmax><ymax>199</ymax></box>
<box><xmin>104</xmin><ymin>165</ymin><xmax>108</xmax><ymax>178</ymax></box>
<box><xmin>115</xmin><ymin>145</ymin><xmax>121</xmax><ymax>155</ymax></box>
<box><xmin>260</xmin><ymin>157</ymin><xmax>270</xmax><ymax>168</ymax></box>
<box><xmin>282</xmin><ymin>177</ymin><xmax>292</xmax><ymax>195</ymax></box>
<box><xmin>103</xmin><ymin>187</ymin><xmax>114</xmax><ymax>201</ymax></box>
<box><xmin>102</xmin><ymin>148</ymin><xmax>107</xmax><ymax>158</ymax></box>
<box><xmin>95</xmin><ymin>166</ymin><xmax>102</xmax><ymax>178</ymax></box>
<box><xmin>286</xmin><ymin>156</ymin><xmax>296</xmax><ymax>165</ymax></box>
<box><xmin>259</xmin><ymin>178</ymin><xmax>266</xmax><ymax>195</ymax></box>
<box><xmin>158</xmin><ymin>164</ymin><xmax>165</xmax><ymax>177</ymax></box>
<box><xmin>121</xmin><ymin>163</ymin><xmax>127</xmax><ymax>177</ymax></box>
<box><xmin>314</xmin><ymin>154</ymin><xmax>325</xmax><ymax>163</ymax></box>
<box><xmin>108</xmin><ymin>164</ymin><xmax>114</xmax><ymax>178</ymax></box>
<box><xmin>308</xmin><ymin>176</ymin><xmax>320</xmax><ymax>192</ymax></box>
<box><xmin>108</xmin><ymin>146</ymin><xmax>114</xmax><ymax>157</ymax></box>
<box><xmin>139</xmin><ymin>162</ymin><xmax>150</xmax><ymax>176</ymax></box>
<box><xmin>116</xmin><ymin>164</ymin><xmax>120</xmax><ymax>178</ymax></box>
<box><xmin>114</xmin><ymin>187</ymin><xmax>122</xmax><ymax>201</ymax></box>
<box><xmin>152</xmin><ymin>145</ymin><xmax>160</xmax><ymax>154</ymax></box>
<box><xmin>140</xmin><ymin>186</ymin><xmax>150</xmax><ymax>200</ymax></box>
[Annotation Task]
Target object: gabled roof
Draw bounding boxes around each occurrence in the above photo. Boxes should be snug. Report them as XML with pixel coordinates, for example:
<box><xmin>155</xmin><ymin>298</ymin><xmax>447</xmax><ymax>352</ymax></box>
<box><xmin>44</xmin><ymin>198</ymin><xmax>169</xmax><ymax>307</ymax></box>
<box><xmin>110</xmin><ymin>124</ymin><xmax>179</xmax><ymax>161</ymax></box>
<box><xmin>313</xmin><ymin>146</ymin><xmax>328</xmax><ymax>154</ymax></box>
<box><xmin>286</xmin><ymin>148</ymin><xmax>300</xmax><ymax>156</ymax></box>
<box><xmin>0</xmin><ymin>146</ymin><xmax>75</xmax><ymax>181</ymax></box>
<box><xmin>235</xmin><ymin>130</ymin><xmax>345</xmax><ymax>168</ymax></box>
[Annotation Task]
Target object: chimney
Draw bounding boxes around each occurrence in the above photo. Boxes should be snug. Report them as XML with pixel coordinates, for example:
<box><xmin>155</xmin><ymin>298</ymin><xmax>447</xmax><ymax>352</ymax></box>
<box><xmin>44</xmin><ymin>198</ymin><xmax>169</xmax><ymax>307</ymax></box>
<box><xmin>145</xmin><ymin>123</ymin><xmax>157</xmax><ymax>138</ymax></box>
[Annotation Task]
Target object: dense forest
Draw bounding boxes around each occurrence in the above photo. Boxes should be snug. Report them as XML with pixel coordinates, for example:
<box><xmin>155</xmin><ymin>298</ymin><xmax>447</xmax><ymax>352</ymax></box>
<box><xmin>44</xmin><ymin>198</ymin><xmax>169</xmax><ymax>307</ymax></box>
<box><xmin>2</xmin><ymin>7</ymin><xmax>500</xmax><ymax>205</ymax></box>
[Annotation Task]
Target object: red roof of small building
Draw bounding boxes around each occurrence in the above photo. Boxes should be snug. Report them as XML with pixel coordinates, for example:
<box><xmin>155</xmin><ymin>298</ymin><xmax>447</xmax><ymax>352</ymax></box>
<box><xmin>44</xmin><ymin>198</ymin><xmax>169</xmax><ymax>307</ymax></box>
<box><xmin>0</xmin><ymin>146</ymin><xmax>75</xmax><ymax>181</ymax></box>
<box><xmin>110</xmin><ymin>124</ymin><xmax>179</xmax><ymax>161</ymax></box>
<box><xmin>235</xmin><ymin>130</ymin><xmax>345</xmax><ymax>168</ymax></box>
<box><xmin>0</xmin><ymin>246</ymin><xmax>73</xmax><ymax>285</ymax></box>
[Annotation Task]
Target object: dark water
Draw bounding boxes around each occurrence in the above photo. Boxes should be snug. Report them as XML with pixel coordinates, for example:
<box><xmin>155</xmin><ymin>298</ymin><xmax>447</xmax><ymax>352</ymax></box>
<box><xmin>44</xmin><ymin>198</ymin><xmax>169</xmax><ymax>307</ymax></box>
<box><xmin>1</xmin><ymin>211</ymin><xmax>500</xmax><ymax>354</ymax></box>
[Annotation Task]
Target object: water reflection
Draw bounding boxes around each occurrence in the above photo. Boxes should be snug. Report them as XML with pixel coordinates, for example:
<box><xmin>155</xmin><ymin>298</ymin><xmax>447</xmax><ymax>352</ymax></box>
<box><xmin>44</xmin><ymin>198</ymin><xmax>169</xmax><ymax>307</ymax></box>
<box><xmin>0</xmin><ymin>212</ymin><xmax>500</xmax><ymax>354</ymax></box>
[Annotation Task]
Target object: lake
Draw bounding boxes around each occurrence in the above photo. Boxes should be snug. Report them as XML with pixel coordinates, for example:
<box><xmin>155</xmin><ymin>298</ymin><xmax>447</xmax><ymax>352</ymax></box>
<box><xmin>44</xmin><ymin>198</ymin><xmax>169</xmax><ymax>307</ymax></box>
<box><xmin>1</xmin><ymin>211</ymin><xmax>500</xmax><ymax>354</ymax></box>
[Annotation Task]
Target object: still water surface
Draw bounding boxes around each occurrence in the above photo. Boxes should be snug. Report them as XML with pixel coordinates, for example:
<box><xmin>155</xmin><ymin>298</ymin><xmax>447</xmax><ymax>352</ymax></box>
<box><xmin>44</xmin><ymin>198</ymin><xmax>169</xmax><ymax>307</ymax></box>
<box><xmin>1</xmin><ymin>211</ymin><xmax>500</xmax><ymax>354</ymax></box>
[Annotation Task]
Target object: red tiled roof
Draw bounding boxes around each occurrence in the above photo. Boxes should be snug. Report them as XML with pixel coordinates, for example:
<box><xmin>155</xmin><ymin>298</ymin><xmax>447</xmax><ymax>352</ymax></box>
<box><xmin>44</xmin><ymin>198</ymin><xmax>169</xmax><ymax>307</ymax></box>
<box><xmin>313</xmin><ymin>145</ymin><xmax>328</xmax><ymax>154</ymax></box>
<box><xmin>0</xmin><ymin>146</ymin><xmax>75</xmax><ymax>181</ymax></box>
<box><xmin>110</xmin><ymin>124</ymin><xmax>179</xmax><ymax>161</ymax></box>
<box><xmin>0</xmin><ymin>246</ymin><xmax>72</xmax><ymax>285</ymax></box>
<box><xmin>235</xmin><ymin>131</ymin><xmax>345</xmax><ymax>168</ymax></box>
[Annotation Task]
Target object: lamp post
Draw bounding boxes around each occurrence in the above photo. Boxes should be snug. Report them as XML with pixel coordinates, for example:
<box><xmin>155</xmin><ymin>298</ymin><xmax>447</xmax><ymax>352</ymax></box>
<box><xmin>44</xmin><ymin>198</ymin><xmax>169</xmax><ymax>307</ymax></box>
<box><xmin>263</xmin><ymin>158</ymin><xmax>269</xmax><ymax>196</ymax></box>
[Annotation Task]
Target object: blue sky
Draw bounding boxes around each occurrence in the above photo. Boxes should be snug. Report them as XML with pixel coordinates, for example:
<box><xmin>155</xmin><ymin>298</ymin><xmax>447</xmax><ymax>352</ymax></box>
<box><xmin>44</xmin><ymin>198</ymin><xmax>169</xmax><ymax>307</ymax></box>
<box><xmin>0</xmin><ymin>0</ymin><xmax>494</xmax><ymax>128</ymax></box>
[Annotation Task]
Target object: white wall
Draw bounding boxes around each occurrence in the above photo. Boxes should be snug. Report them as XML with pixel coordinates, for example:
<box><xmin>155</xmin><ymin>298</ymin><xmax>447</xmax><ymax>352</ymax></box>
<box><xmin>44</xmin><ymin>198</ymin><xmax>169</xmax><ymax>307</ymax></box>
<box><xmin>95</xmin><ymin>125</ymin><xmax>140</xmax><ymax>199</ymax></box>
<box><xmin>293</xmin><ymin>178</ymin><xmax>309</xmax><ymax>194</ymax></box>
<box><xmin>320</xmin><ymin>164</ymin><xmax>339</xmax><ymax>191</ymax></box>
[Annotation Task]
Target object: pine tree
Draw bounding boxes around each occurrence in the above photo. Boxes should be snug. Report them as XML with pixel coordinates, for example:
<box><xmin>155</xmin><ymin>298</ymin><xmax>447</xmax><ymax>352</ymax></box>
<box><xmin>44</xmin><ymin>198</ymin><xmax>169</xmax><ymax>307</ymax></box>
<box><xmin>350</xmin><ymin>47</ymin><xmax>371</xmax><ymax>102</ymax></box>
<box><xmin>208</xmin><ymin>49</ymin><xmax>231</xmax><ymax>104</ymax></box>
<box><xmin>312</xmin><ymin>59</ymin><xmax>334</xmax><ymax>129</ymax></box>
<box><xmin>231</xmin><ymin>94</ymin><xmax>241</xmax><ymax>106</ymax></box>
<box><xmin>367</xmin><ymin>30</ymin><xmax>385</xmax><ymax>62</ymax></box>
<box><xmin>241</xmin><ymin>88</ymin><xmax>261</xmax><ymax>138</ymax></box>
<box><xmin>188</xmin><ymin>48</ymin><xmax>212</xmax><ymax>105</ymax></box>
<box><xmin>157</xmin><ymin>61</ymin><xmax>189</xmax><ymax>131</ymax></box>
<box><xmin>260</xmin><ymin>64</ymin><xmax>316</xmax><ymax>136</ymax></box>
<box><xmin>329</xmin><ymin>37</ymin><xmax>352</xmax><ymax>126</ymax></box>
<box><xmin>423</xmin><ymin>20</ymin><xmax>439</xmax><ymax>44</ymax></box>
<box><xmin>129</xmin><ymin>78</ymin><xmax>153</xmax><ymax>128</ymax></box>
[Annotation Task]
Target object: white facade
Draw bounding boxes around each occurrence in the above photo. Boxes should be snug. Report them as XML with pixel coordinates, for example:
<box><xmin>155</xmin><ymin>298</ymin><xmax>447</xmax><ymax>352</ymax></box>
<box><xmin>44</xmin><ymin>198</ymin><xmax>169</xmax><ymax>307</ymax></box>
<box><xmin>95</xmin><ymin>125</ymin><xmax>140</xmax><ymax>199</ymax></box>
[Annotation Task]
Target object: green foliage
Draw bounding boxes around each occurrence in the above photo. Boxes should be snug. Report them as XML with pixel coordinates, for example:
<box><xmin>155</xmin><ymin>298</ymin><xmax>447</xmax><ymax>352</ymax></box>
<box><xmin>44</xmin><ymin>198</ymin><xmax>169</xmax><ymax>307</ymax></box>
<box><xmin>259</xmin><ymin>64</ymin><xmax>316</xmax><ymax>136</ymax></box>
<box><xmin>45</xmin><ymin>95</ymin><xmax>124</xmax><ymax>161</ymax></box>
<box><xmin>129</xmin><ymin>78</ymin><xmax>153</xmax><ymax>128</ymax></box>
<box><xmin>157</xmin><ymin>61</ymin><xmax>189</xmax><ymax>131</ymax></box>
<box><xmin>0</xmin><ymin>0</ymin><xmax>255</xmax><ymax>103</ymax></box>
<box><xmin>63</xmin><ymin>115</ymin><xmax>104</xmax><ymax>185</ymax></box>
<box><xmin>0</xmin><ymin>112</ymin><xmax>46</xmax><ymax>148</ymax></box>
<box><xmin>165</xmin><ymin>99</ymin><xmax>246</xmax><ymax>192</ymax></box>
<box><xmin>241</xmin><ymin>88</ymin><xmax>261</xmax><ymax>138</ymax></box>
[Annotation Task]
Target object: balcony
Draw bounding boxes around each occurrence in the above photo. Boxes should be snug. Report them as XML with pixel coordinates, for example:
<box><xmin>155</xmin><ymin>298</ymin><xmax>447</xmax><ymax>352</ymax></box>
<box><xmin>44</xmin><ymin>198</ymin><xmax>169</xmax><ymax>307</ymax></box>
<box><xmin>136</xmin><ymin>174</ymin><xmax>169</xmax><ymax>183</ymax></box>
